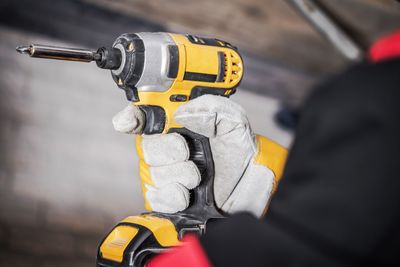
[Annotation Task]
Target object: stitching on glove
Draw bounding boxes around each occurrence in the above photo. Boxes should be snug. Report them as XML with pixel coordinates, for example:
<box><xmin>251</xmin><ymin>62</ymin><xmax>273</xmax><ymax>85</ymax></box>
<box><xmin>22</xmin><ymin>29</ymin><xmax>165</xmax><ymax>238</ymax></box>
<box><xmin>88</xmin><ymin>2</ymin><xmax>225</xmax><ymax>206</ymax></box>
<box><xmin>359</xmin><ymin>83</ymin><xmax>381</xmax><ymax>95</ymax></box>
<box><xmin>218</xmin><ymin>150</ymin><xmax>254</xmax><ymax>209</ymax></box>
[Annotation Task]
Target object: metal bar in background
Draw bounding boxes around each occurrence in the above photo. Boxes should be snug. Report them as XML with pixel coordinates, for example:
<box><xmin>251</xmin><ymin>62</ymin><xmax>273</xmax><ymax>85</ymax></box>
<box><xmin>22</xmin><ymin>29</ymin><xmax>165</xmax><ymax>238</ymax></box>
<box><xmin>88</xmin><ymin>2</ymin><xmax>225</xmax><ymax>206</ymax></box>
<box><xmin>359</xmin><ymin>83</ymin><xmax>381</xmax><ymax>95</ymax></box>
<box><xmin>287</xmin><ymin>0</ymin><xmax>365</xmax><ymax>61</ymax></box>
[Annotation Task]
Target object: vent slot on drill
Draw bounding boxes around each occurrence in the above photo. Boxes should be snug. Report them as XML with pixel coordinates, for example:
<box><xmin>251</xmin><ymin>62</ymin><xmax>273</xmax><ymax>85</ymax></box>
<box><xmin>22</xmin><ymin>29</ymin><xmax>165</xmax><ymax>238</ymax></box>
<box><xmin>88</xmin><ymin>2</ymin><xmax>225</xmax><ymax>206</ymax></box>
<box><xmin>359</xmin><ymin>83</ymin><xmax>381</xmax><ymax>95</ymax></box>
<box><xmin>222</xmin><ymin>52</ymin><xmax>242</xmax><ymax>83</ymax></box>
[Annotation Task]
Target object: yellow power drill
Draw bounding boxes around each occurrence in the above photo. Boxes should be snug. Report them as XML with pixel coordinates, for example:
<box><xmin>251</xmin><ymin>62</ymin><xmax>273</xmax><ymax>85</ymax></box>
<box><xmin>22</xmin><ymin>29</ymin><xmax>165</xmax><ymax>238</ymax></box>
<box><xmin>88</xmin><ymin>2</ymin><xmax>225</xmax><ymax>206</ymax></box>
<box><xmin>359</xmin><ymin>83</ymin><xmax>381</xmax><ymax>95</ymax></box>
<box><xmin>17</xmin><ymin>32</ymin><xmax>244</xmax><ymax>266</ymax></box>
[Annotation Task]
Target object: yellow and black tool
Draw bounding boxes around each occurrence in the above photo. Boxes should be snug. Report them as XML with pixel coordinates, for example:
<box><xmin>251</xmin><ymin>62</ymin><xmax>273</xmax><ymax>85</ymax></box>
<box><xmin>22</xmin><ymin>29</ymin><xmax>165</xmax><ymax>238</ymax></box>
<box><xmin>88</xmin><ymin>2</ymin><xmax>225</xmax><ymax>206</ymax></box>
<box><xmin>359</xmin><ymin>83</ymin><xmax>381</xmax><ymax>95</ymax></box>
<box><xmin>17</xmin><ymin>32</ymin><xmax>244</xmax><ymax>266</ymax></box>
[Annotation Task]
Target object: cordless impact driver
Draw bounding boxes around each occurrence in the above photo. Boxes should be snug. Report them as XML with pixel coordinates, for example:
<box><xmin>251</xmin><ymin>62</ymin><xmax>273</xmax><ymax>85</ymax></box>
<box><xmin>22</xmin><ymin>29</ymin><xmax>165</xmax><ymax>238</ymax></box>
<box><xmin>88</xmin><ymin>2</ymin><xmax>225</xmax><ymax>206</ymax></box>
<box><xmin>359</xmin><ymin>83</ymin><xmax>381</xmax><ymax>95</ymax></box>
<box><xmin>17</xmin><ymin>32</ymin><xmax>244</xmax><ymax>267</ymax></box>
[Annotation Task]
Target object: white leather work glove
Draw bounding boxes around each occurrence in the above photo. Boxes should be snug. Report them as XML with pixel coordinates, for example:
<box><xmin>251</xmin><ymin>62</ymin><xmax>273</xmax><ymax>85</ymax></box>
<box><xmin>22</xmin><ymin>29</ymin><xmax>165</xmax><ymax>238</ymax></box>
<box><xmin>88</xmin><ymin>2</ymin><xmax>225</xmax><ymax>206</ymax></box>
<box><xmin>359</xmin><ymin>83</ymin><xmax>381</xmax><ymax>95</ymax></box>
<box><xmin>113</xmin><ymin>95</ymin><xmax>287</xmax><ymax>218</ymax></box>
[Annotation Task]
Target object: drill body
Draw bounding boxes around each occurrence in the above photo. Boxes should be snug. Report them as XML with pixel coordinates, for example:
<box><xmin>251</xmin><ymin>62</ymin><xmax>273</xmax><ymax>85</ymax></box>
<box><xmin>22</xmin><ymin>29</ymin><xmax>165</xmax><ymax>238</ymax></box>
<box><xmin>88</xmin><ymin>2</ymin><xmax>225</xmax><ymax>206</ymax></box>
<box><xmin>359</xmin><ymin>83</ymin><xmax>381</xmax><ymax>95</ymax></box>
<box><xmin>17</xmin><ymin>32</ymin><xmax>244</xmax><ymax>267</ymax></box>
<box><xmin>111</xmin><ymin>32</ymin><xmax>243</xmax><ymax>134</ymax></box>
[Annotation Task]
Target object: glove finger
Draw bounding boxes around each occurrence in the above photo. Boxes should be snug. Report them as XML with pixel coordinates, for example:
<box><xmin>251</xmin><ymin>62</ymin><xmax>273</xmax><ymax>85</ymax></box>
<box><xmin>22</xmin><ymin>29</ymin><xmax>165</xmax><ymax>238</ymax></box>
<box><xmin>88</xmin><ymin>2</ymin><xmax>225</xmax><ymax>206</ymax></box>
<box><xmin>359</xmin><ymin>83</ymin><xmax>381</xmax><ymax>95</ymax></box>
<box><xmin>112</xmin><ymin>104</ymin><xmax>145</xmax><ymax>134</ymax></box>
<box><xmin>146</xmin><ymin>183</ymin><xmax>189</xmax><ymax>213</ymax></box>
<box><xmin>150</xmin><ymin>161</ymin><xmax>201</xmax><ymax>189</ymax></box>
<box><xmin>141</xmin><ymin>133</ymin><xmax>189</xmax><ymax>166</ymax></box>
<box><xmin>174</xmin><ymin>95</ymin><xmax>249</xmax><ymax>138</ymax></box>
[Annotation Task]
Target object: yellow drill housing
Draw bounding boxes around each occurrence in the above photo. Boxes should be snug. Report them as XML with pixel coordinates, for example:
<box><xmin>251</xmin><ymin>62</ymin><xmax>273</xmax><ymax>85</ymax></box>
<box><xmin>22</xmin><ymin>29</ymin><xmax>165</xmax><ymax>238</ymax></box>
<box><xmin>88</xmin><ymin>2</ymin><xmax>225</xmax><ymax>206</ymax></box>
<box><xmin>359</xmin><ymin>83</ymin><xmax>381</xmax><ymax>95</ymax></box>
<box><xmin>136</xmin><ymin>33</ymin><xmax>243</xmax><ymax>132</ymax></box>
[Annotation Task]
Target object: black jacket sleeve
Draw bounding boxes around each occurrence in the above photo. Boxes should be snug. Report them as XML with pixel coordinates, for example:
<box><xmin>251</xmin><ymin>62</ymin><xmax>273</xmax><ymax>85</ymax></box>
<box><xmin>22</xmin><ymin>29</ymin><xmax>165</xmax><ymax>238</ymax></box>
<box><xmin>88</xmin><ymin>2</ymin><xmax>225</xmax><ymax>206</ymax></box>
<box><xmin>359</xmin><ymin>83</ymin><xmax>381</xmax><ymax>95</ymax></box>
<box><xmin>201</xmin><ymin>59</ymin><xmax>400</xmax><ymax>266</ymax></box>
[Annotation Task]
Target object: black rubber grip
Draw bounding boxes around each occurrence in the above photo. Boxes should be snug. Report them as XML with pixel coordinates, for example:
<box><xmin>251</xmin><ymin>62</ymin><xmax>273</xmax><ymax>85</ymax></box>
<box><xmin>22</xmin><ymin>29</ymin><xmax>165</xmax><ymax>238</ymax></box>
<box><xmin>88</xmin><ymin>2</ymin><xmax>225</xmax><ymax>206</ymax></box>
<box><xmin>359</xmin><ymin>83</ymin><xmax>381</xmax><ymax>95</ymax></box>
<box><xmin>168</xmin><ymin>128</ymin><xmax>223</xmax><ymax>222</ymax></box>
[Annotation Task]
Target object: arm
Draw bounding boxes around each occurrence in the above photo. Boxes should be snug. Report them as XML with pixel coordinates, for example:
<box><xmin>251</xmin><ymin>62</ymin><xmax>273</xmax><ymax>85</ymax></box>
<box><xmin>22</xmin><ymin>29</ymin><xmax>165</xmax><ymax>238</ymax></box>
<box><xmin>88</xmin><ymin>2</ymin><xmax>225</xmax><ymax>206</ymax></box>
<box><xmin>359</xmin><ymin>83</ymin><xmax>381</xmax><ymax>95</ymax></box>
<box><xmin>150</xmin><ymin>57</ymin><xmax>400</xmax><ymax>266</ymax></box>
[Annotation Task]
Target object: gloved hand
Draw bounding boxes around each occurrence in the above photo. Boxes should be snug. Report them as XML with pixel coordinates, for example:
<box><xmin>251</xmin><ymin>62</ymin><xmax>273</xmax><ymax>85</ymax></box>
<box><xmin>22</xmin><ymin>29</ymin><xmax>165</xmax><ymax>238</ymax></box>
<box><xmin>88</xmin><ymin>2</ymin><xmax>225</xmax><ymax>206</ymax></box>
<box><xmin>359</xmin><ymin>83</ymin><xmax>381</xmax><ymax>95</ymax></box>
<box><xmin>113</xmin><ymin>95</ymin><xmax>287</xmax><ymax>217</ymax></box>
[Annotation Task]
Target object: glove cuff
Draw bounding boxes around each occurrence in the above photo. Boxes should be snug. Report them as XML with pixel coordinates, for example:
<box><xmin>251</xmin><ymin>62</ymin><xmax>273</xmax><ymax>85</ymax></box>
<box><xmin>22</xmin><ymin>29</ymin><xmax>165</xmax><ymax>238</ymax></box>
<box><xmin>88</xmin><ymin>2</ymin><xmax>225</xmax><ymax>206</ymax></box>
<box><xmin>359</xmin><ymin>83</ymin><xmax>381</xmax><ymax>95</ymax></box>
<box><xmin>254</xmin><ymin>135</ymin><xmax>288</xmax><ymax>193</ymax></box>
<box><xmin>136</xmin><ymin>135</ymin><xmax>153</xmax><ymax>211</ymax></box>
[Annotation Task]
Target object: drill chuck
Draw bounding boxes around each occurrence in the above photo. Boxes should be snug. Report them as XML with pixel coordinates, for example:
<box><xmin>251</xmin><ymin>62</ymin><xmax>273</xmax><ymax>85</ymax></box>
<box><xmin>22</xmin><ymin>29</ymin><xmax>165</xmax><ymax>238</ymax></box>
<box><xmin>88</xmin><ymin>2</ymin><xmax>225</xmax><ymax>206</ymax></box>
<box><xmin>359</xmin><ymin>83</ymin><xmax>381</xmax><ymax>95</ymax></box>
<box><xmin>95</xmin><ymin>47</ymin><xmax>122</xmax><ymax>70</ymax></box>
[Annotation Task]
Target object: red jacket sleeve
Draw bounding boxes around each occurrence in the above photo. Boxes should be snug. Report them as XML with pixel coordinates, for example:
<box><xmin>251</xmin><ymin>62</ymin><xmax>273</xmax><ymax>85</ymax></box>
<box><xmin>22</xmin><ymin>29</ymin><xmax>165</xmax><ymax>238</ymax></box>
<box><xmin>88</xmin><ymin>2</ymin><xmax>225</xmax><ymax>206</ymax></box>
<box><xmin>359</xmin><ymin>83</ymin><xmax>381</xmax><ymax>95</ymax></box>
<box><xmin>147</xmin><ymin>235</ymin><xmax>211</xmax><ymax>267</ymax></box>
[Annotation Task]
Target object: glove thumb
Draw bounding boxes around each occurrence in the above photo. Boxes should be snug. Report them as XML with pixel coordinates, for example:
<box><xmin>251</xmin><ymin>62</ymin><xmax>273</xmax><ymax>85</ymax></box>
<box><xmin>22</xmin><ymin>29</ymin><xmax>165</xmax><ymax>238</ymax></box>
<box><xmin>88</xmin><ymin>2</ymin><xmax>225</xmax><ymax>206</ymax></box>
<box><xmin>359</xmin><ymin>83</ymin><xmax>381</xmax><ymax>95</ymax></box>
<box><xmin>112</xmin><ymin>104</ymin><xmax>145</xmax><ymax>134</ymax></box>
